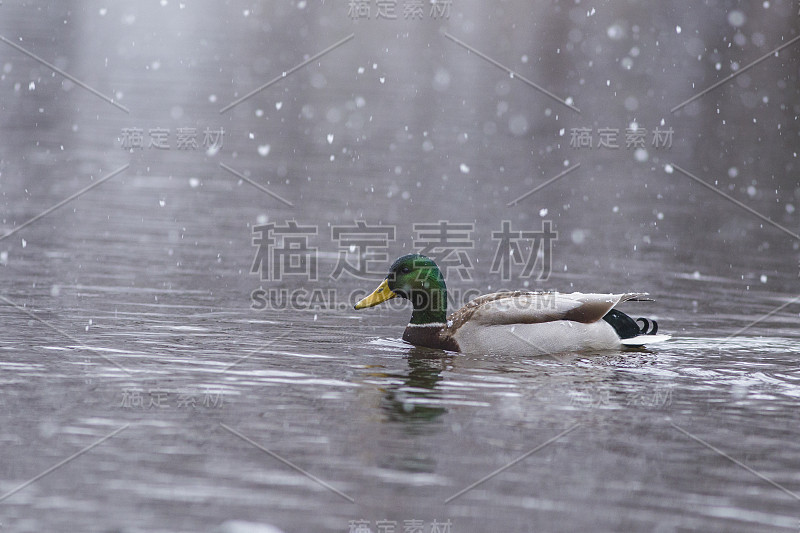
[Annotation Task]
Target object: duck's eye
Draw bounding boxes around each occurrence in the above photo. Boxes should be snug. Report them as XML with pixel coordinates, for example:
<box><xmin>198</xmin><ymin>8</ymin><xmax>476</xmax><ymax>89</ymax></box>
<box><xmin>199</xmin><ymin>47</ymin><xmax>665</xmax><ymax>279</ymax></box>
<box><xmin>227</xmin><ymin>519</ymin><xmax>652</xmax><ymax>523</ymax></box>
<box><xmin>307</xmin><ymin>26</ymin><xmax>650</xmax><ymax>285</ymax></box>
<box><xmin>400</xmin><ymin>266</ymin><xmax>411</xmax><ymax>274</ymax></box>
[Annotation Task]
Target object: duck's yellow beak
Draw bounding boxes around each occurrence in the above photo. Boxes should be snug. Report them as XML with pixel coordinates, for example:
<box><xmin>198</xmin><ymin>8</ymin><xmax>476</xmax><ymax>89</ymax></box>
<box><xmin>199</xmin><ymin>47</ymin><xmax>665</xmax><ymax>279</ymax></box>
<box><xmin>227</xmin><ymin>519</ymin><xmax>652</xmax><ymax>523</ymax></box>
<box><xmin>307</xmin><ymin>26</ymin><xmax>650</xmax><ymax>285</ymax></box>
<box><xmin>354</xmin><ymin>279</ymin><xmax>397</xmax><ymax>309</ymax></box>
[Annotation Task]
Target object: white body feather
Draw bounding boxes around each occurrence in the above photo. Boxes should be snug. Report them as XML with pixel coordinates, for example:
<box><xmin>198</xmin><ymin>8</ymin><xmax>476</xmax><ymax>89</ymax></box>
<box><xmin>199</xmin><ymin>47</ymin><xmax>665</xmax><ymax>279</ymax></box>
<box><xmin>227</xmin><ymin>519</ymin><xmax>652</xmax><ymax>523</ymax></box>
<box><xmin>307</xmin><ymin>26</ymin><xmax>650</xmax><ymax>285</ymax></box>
<box><xmin>452</xmin><ymin>319</ymin><xmax>623</xmax><ymax>356</ymax></box>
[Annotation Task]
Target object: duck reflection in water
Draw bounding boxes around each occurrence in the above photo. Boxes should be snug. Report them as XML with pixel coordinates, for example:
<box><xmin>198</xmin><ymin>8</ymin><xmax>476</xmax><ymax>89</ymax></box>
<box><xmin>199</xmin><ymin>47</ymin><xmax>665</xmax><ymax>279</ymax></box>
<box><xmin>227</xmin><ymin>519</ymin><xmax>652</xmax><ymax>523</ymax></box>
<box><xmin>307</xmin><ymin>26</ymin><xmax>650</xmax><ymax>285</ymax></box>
<box><xmin>382</xmin><ymin>348</ymin><xmax>450</xmax><ymax>425</ymax></box>
<box><xmin>374</xmin><ymin>348</ymin><xmax>451</xmax><ymax>474</ymax></box>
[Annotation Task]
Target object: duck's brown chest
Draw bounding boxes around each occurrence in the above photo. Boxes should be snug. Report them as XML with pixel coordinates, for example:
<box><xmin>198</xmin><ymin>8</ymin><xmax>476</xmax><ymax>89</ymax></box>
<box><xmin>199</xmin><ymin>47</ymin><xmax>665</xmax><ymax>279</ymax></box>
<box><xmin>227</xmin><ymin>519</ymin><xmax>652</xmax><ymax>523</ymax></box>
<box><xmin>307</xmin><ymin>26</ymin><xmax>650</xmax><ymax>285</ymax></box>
<box><xmin>402</xmin><ymin>325</ymin><xmax>460</xmax><ymax>352</ymax></box>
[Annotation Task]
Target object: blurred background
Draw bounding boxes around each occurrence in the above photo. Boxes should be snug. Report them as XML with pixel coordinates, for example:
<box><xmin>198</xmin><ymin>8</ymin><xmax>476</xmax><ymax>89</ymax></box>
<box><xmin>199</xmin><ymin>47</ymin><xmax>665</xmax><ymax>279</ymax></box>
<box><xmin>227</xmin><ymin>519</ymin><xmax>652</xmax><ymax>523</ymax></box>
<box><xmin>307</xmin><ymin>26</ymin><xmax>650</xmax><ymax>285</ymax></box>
<box><xmin>0</xmin><ymin>1</ymin><xmax>798</xmax><ymax>532</ymax></box>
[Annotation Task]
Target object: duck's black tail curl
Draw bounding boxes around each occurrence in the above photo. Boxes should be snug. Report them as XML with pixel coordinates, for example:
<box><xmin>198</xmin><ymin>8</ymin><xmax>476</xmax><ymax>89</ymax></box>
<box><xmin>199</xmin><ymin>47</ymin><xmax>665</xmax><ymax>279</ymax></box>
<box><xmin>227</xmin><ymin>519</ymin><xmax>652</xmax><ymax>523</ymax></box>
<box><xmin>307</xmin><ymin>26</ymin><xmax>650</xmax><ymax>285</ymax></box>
<box><xmin>602</xmin><ymin>309</ymin><xmax>659</xmax><ymax>339</ymax></box>
<box><xmin>635</xmin><ymin>317</ymin><xmax>658</xmax><ymax>335</ymax></box>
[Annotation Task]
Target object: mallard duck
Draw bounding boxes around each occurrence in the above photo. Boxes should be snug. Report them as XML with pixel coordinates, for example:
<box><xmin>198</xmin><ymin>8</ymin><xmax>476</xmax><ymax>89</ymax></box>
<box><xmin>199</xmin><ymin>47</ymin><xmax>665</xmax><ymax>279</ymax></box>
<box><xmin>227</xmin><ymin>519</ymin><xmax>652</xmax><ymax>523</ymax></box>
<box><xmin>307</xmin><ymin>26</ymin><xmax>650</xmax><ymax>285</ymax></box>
<box><xmin>354</xmin><ymin>254</ymin><xmax>670</xmax><ymax>355</ymax></box>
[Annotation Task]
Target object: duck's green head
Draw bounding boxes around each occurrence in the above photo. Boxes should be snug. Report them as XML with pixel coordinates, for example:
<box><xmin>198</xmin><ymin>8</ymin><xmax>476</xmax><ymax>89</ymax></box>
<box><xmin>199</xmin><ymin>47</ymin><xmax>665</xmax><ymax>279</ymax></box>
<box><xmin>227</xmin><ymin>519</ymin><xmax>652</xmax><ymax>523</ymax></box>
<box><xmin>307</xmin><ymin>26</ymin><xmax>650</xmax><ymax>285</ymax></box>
<box><xmin>354</xmin><ymin>254</ymin><xmax>448</xmax><ymax>324</ymax></box>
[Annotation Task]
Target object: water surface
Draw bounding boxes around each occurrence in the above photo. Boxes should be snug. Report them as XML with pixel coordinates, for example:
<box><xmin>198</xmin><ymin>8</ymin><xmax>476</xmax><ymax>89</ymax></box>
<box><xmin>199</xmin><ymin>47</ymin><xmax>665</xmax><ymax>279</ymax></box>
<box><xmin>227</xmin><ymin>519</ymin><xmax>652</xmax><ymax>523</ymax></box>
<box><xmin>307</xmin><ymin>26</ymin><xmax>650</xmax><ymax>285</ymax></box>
<box><xmin>0</xmin><ymin>2</ymin><xmax>799</xmax><ymax>532</ymax></box>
